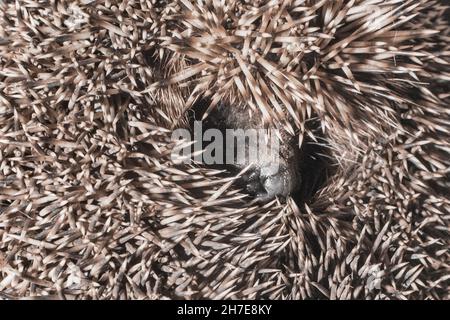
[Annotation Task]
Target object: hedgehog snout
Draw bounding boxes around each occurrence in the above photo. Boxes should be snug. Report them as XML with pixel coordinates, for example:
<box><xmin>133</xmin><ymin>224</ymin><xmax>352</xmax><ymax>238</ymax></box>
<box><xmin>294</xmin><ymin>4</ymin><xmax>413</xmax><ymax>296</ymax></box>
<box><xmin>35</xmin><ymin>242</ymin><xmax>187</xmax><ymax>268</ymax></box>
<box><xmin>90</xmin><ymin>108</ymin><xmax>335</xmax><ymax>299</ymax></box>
<box><xmin>244</xmin><ymin>162</ymin><xmax>297</xmax><ymax>202</ymax></box>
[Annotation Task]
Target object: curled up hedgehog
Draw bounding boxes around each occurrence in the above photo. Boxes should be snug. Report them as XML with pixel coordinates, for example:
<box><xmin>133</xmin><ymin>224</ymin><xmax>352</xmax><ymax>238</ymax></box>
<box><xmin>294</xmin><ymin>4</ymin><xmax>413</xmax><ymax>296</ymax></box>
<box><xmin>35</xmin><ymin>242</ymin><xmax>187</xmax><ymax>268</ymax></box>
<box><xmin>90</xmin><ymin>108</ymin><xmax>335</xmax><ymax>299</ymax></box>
<box><xmin>0</xmin><ymin>0</ymin><xmax>449</xmax><ymax>300</ymax></box>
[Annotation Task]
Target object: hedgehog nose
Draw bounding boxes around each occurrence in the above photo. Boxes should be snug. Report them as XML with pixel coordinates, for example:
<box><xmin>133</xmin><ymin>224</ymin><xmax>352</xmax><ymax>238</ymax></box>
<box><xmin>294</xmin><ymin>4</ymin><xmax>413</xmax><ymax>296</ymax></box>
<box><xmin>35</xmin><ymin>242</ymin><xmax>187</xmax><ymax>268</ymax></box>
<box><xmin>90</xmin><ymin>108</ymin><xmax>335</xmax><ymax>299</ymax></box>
<box><xmin>262</xmin><ymin>172</ymin><xmax>287</xmax><ymax>197</ymax></box>
<box><xmin>245</xmin><ymin>163</ymin><xmax>292</xmax><ymax>202</ymax></box>
<box><xmin>261</xmin><ymin>165</ymin><xmax>291</xmax><ymax>199</ymax></box>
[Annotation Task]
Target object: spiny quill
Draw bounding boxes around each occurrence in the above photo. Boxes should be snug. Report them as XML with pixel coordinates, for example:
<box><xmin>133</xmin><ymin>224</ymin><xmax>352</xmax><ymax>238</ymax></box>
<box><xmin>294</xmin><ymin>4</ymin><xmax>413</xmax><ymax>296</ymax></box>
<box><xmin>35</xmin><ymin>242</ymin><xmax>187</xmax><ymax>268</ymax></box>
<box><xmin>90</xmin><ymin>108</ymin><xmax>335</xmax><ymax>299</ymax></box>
<box><xmin>159</xmin><ymin>0</ymin><xmax>448</xmax><ymax>143</ymax></box>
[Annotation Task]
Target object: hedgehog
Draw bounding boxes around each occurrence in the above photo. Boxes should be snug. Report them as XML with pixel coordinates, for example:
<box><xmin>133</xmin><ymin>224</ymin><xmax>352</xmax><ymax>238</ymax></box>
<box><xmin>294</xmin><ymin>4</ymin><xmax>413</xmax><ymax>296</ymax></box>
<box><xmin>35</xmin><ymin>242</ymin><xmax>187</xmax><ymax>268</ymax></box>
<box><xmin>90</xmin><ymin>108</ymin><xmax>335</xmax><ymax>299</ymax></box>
<box><xmin>0</xmin><ymin>0</ymin><xmax>449</xmax><ymax>300</ymax></box>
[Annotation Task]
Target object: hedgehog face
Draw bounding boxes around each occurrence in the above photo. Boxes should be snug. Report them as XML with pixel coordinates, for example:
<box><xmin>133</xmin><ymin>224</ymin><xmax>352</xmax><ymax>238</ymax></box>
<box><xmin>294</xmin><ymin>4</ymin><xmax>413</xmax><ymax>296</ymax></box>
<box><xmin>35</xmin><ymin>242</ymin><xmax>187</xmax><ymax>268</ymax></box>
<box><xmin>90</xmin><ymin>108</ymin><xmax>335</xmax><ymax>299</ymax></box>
<box><xmin>197</xmin><ymin>101</ymin><xmax>302</xmax><ymax>202</ymax></box>
<box><xmin>244</xmin><ymin>160</ymin><xmax>299</xmax><ymax>202</ymax></box>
